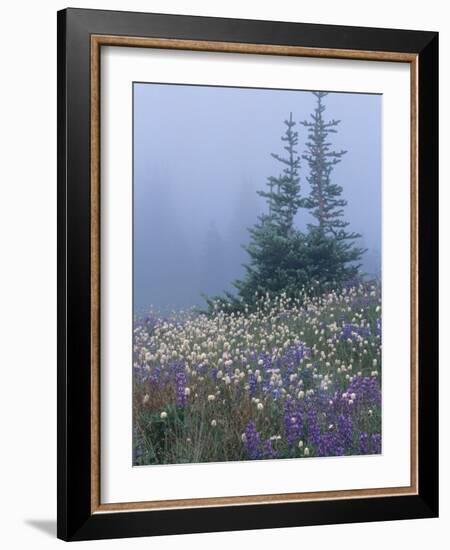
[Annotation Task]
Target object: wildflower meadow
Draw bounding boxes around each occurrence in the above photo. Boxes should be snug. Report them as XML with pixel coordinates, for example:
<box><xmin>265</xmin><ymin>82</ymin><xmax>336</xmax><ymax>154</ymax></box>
<box><xmin>133</xmin><ymin>284</ymin><xmax>381</xmax><ymax>465</ymax></box>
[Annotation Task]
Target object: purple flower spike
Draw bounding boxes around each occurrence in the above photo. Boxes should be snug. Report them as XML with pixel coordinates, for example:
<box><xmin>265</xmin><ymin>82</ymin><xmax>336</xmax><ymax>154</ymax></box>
<box><xmin>175</xmin><ymin>371</ymin><xmax>187</xmax><ymax>408</ymax></box>
<box><xmin>359</xmin><ymin>432</ymin><xmax>369</xmax><ymax>454</ymax></box>
<box><xmin>371</xmin><ymin>433</ymin><xmax>382</xmax><ymax>454</ymax></box>
<box><xmin>262</xmin><ymin>439</ymin><xmax>278</xmax><ymax>459</ymax></box>
<box><xmin>244</xmin><ymin>421</ymin><xmax>261</xmax><ymax>459</ymax></box>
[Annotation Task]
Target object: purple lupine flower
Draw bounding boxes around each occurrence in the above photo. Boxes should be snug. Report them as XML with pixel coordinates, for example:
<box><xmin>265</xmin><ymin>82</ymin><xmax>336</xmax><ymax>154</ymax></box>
<box><xmin>345</xmin><ymin>376</ymin><xmax>381</xmax><ymax>407</ymax></box>
<box><xmin>371</xmin><ymin>433</ymin><xmax>382</xmax><ymax>454</ymax></box>
<box><xmin>133</xmin><ymin>427</ymin><xmax>144</xmax><ymax>464</ymax></box>
<box><xmin>359</xmin><ymin>432</ymin><xmax>369</xmax><ymax>454</ymax></box>
<box><xmin>340</xmin><ymin>323</ymin><xmax>359</xmax><ymax>341</ymax></box>
<box><xmin>317</xmin><ymin>433</ymin><xmax>344</xmax><ymax>457</ymax></box>
<box><xmin>271</xmin><ymin>388</ymin><xmax>282</xmax><ymax>400</ymax></box>
<box><xmin>262</xmin><ymin>439</ymin><xmax>278</xmax><ymax>459</ymax></box>
<box><xmin>284</xmin><ymin>399</ymin><xmax>303</xmax><ymax>448</ymax></box>
<box><xmin>149</xmin><ymin>366</ymin><xmax>162</xmax><ymax>386</ymax></box>
<box><xmin>175</xmin><ymin>371</ymin><xmax>187</xmax><ymax>408</ymax></box>
<box><xmin>375</xmin><ymin>318</ymin><xmax>382</xmax><ymax>338</ymax></box>
<box><xmin>341</xmin><ymin>322</ymin><xmax>370</xmax><ymax>341</ymax></box>
<box><xmin>244</xmin><ymin>421</ymin><xmax>261</xmax><ymax>459</ymax></box>
<box><xmin>352</xmin><ymin>295</ymin><xmax>372</xmax><ymax>310</ymax></box>
<box><xmin>337</xmin><ymin>414</ymin><xmax>354</xmax><ymax>450</ymax></box>
<box><xmin>307</xmin><ymin>408</ymin><xmax>321</xmax><ymax>448</ymax></box>
<box><xmin>248</xmin><ymin>372</ymin><xmax>258</xmax><ymax>397</ymax></box>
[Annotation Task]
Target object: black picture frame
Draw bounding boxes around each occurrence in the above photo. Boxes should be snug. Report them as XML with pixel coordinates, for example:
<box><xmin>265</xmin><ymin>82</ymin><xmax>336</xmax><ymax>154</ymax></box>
<box><xmin>57</xmin><ymin>7</ymin><xmax>438</xmax><ymax>541</ymax></box>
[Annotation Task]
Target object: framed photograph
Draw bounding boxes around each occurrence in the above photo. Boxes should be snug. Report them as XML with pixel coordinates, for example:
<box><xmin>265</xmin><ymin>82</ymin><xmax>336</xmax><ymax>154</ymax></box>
<box><xmin>57</xmin><ymin>8</ymin><xmax>438</xmax><ymax>541</ymax></box>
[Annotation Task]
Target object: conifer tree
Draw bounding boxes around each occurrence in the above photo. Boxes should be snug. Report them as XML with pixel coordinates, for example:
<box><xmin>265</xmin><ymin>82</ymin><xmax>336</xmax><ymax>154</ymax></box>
<box><xmin>230</xmin><ymin>114</ymin><xmax>308</xmax><ymax>305</ymax></box>
<box><xmin>301</xmin><ymin>92</ymin><xmax>365</xmax><ymax>273</ymax></box>
<box><xmin>258</xmin><ymin>112</ymin><xmax>302</xmax><ymax>236</ymax></box>
<box><xmin>205</xmin><ymin>99</ymin><xmax>368</xmax><ymax>314</ymax></box>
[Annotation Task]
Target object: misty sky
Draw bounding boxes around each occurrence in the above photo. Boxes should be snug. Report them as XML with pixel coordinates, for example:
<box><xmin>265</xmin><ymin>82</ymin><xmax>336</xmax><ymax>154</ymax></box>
<box><xmin>133</xmin><ymin>82</ymin><xmax>381</xmax><ymax>314</ymax></box>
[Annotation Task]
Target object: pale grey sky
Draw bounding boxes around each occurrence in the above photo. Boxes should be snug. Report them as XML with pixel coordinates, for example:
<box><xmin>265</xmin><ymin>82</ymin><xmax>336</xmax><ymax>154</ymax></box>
<box><xmin>133</xmin><ymin>83</ymin><xmax>381</xmax><ymax>313</ymax></box>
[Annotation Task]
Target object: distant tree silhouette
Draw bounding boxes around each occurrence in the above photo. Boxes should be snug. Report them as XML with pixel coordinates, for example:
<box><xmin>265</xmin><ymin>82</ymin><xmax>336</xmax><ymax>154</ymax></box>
<box><xmin>134</xmin><ymin>179</ymin><xmax>197</xmax><ymax>313</ymax></box>
<box><xmin>226</xmin><ymin>178</ymin><xmax>260</xmax><ymax>288</ymax></box>
<box><xmin>199</xmin><ymin>221</ymin><xmax>227</xmax><ymax>297</ymax></box>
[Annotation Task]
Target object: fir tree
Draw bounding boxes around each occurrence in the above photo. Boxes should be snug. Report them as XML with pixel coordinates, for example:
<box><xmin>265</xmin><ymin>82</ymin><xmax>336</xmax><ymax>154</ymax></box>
<box><xmin>231</xmin><ymin>216</ymin><xmax>308</xmax><ymax>305</ymax></box>
<box><xmin>301</xmin><ymin>92</ymin><xmax>366</xmax><ymax>273</ymax></box>
<box><xmin>205</xmin><ymin>100</ymin><xmax>369</xmax><ymax>314</ymax></box>
<box><xmin>228</xmin><ymin>114</ymin><xmax>309</xmax><ymax>306</ymax></box>
<box><xmin>258</xmin><ymin>112</ymin><xmax>302</xmax><ymax>236</ymax></box>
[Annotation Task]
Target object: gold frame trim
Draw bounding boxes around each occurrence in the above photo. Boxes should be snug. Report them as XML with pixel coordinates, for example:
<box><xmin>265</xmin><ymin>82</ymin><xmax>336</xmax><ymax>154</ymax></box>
<box><xmin>90</xmin><ymin>35</ymin><xmax>419</xmax><ymax>514</ymax></box>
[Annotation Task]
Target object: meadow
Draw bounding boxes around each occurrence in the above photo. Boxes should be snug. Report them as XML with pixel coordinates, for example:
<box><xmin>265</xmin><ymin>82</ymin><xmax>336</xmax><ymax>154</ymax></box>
<box><xmin>133</xmin><ymin>282</ymin><xmax>381</xmax><ymax>465</ymax></box>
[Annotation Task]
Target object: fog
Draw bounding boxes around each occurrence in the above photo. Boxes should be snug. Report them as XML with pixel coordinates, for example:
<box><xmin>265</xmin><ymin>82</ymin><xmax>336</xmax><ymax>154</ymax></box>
<box><xmin>134</xmin><ymin>83</ymin><xmax>381</xmax><ymax>314</ymax></box>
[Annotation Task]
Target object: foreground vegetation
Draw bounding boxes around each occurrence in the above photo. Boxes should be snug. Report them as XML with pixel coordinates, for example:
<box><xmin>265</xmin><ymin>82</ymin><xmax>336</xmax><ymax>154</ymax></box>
<box><xmin>133</xmin><ymin>283</ymin><xmax>381</xmax><ymax>465</ymax></box>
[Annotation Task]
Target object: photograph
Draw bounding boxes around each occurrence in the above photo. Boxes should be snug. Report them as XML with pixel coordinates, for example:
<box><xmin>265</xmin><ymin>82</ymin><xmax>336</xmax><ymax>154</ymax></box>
<box><xmin>52</xmin><ymin>5</ymin><xmax>438</xmax><ymax>542</ymax></box>
<box><xmin>132</xmin><ymin>83</ymin><xmax>383</xmax><ymax>466</ymax></box>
